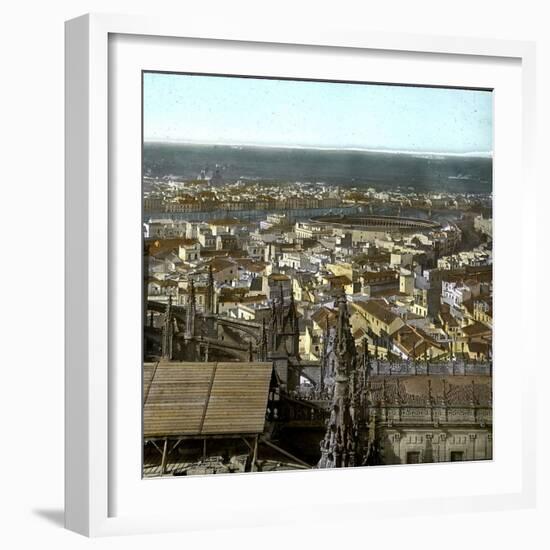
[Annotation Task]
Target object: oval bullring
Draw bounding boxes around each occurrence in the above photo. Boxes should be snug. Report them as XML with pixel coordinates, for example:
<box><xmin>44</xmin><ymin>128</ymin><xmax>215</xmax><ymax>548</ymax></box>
<box><xmin>309</xmin><ymin>214</ymin><xmax>441</xmax><ymax>233</ymax></box>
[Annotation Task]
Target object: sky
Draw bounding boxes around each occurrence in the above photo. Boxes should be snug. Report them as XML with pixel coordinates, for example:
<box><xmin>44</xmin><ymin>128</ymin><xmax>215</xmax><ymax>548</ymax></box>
<box><xmin>143</xmin><ymin>72</ymin><xmax>493</xmax><ymax>155</ymax></box>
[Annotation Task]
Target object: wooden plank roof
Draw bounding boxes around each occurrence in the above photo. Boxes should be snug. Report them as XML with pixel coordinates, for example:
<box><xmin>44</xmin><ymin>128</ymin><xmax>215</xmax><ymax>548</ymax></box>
<box><xmin>143</xmin><ymin>361</ymin><xmax>272</xmax><ymax>439</ymax></box>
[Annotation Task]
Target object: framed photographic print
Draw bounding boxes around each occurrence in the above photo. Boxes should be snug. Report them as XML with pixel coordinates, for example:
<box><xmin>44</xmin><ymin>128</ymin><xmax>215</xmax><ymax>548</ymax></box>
<box><xmin>65</xmin><ymin>13</ymin><xmax>537</xmax><ymax>536</ymax></box>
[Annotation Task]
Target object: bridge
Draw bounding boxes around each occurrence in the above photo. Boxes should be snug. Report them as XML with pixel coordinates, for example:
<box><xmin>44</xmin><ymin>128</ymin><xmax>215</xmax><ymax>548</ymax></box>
<box><xmin>182</xmin><ymin>334</ymin><xmax>251</xmax><ymax>355</ymax></box>
<box><xmin>216</xmin><ymin>317</ymin><xmax>262</xmax><ymax>340</ymax></box>
<box><xmin>167</xmin><ymin>333</ymin><xmax>253</xmax><ymax>361</ymax></box>
<box><xmin>147</xmin><ymin>300</ymin><xmax>186</xmax><ymax>322</ymax></box>
<box><xmin>269</xmin><ymin>394</ymin><xmax>329</xmax><ymax>430</ymax></box>
<box><xmin>147</xmin><ymin>301</ymin><xmax>263</xmax><ymax>339</ymax></box>
<box><xmin>146</xmin><ymin>300</ymin><xmax>264</xmax><ymax>361</ymax></box>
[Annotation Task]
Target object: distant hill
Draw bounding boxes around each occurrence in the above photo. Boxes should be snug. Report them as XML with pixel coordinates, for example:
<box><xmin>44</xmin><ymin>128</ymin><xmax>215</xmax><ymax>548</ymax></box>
<box><xmin>143</xmin><ymin>142</ymin><xmax>492</xmax><ymax>194</ymax></box>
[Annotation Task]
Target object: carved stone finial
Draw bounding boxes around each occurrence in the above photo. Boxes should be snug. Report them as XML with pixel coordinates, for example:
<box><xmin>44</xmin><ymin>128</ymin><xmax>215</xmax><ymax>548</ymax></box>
<box><xmin>318</xmin><ymin>291</ymin><xmax>361</xmax><ymax>469</ymax></box>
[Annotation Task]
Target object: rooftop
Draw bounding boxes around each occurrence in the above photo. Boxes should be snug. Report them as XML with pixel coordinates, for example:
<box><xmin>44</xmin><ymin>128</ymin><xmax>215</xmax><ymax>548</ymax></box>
<box><xmin>353</xmin><ymin>300</ymin><xmax>399</xmax><ymax>325</ymax></box>
<box><xmin>368</xmin><ymin>375</ymin><xmax>492</xmax><ymax>407</ymax></box>
<box><xmin>143</xmin><ymin>361</ymin><xmax>272</xmax><ymax>438</ymax></box>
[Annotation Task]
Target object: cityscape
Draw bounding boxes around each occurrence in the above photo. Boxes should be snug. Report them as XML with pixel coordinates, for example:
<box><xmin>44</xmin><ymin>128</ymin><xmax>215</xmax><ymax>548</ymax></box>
<box><xmin>142</xmin><ymin>73</ymin><xmax>493</xmax><ymax>476</ymax></box>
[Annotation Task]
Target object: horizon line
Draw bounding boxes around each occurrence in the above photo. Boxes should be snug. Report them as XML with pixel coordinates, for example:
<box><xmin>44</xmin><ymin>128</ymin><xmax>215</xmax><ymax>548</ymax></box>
<box><xmin>143</xmin><ymin>139</ymin><xmax>493</xmax><ymax>158</ymax></box>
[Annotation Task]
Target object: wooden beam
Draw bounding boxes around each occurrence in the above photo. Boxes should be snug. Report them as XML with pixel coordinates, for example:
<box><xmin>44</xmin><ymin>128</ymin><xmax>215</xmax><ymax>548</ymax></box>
<box><xmin>150</xmin><ymin>440</ymin><xmax>163</xmax><ymax>455</ymax></box>
<box><xmin>260</xmin><ymin>438</ymin><xmax>312</xmax><ymax>469</ymax></box>
<box><xmin>171</xmin><ymin>439</ymin><xmax>183</xmax><ymax>453</ymax></box>
<box><xmin>146</xmin><ymin>433</ymin><xmax>261</xmax><ymax>441</ymax></box>
<box><xmin>160</xmin><ymin>438</ymin><xmax>169</xmax><ymax>475</ymax></box>
<box><xmin>198</xmin><ymin>363</ymin><xmax>218</xmax><ymax>434</ymax></box>
<box><xmin>269</xmin><ymin>461</ymin><xmax>309</xmax><ymax>470</ymax></box>
<box><xmin>143</xmin><ymin>361</ymin><xmax>160</xmax><ymax>405</ymax></box>
<box><xmin>251</xmin><ymin>435</ymin><xmax>259</xmax><ymax>472</ymax></box>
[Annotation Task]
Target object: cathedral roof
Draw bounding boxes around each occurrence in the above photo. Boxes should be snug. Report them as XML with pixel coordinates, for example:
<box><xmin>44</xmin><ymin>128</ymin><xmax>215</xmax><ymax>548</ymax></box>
<box><xmin>368</xmin><ymin>376</ymin><xmax>492</xmax><ymax>407</ymax></box>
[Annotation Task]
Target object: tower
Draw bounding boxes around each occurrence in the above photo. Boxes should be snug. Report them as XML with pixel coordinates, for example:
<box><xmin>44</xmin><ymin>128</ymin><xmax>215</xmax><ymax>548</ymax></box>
<box><xmin>205</xmin><ymin>264</ymin><xmax>215</xmax><ymax>315</ymax></box>
<box><xmin>185</xmin><ymin>279</ymin><xmax>196</xmax><ymax>338</ymax></box>
<box><xmin>281</xmin><ymin>289</ymin><xmax>300</xmax><ymax>358</ymax></box>
<box><xmin>319</xmin><ymin>319</ymin><xmax>330</xmax><ymax>395</ymax></box>
<box><xmin>267</xmin><ymin>286</ymin><xmax>300</xmax><ymax>360</ymax></box>
<box><xmin>269</xmin><ymin>297</ymin><xmax>279</xmax><ymax>351</ymax></box>
<box><xmin>161</xmin><ymin>295</ymin><xmax>174</xmax><ymax>360</ymax></box>
<box><xmin>258</xmin><ymin>319</ymin><xmax>268</xmax><ymax>362</ymax></box>
<box><xmin>318</xmin><ymin>292</ymin><xmax>362</xmax><ymax>468</ymax></box>
<box><xmin>278</xmin><ymin>283</ymin><xmax>285</xmax><ymax>328</ymax></box>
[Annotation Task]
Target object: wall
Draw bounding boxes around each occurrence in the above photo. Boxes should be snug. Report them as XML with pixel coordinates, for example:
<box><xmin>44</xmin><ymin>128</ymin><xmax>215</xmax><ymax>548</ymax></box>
<box><xmin>1</xmin><ymin>1</ymin><xmax>548</xmax><ymax>549</ymax></box>
<box><xmin>383</xmin><ymin>428</ymin><xmax>492</xmax><ymax>464</ymax></box>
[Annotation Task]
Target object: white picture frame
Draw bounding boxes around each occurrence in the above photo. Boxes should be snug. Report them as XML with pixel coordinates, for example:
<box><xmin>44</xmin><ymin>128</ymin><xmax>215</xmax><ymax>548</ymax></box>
<box><xmin>65</xmin><ymin>13</ymin><xmax>537</xmax><ymax>537</ymax></box>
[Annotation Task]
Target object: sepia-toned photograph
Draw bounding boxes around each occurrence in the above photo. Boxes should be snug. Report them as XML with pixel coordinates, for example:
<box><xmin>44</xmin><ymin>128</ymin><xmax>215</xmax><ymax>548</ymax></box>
<box><xmin>142</xmin><ymin>72</ymin><xmax>493</xmax><ymax>477</ymax></box>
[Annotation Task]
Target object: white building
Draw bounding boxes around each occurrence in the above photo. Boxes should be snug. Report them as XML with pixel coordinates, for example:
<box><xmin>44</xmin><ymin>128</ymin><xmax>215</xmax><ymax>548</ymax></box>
<box><xmin>147</xmin><ymin>218</ymin><xmax>188</xmax><ymax>239</ymax></box>
<box><xmin>442</xmin><ymin>281</ymin><xmax>473</xmax><ymax>308</ymax></box>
